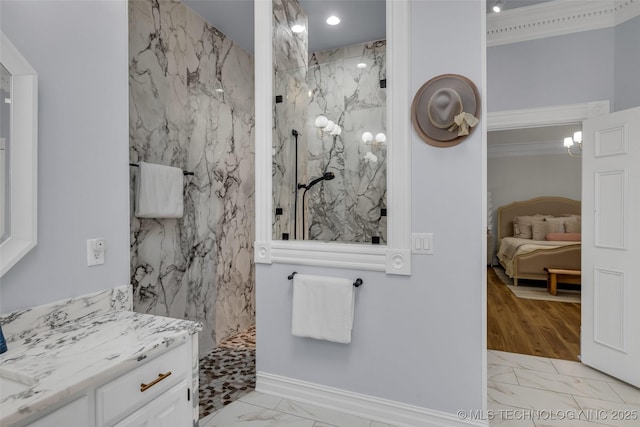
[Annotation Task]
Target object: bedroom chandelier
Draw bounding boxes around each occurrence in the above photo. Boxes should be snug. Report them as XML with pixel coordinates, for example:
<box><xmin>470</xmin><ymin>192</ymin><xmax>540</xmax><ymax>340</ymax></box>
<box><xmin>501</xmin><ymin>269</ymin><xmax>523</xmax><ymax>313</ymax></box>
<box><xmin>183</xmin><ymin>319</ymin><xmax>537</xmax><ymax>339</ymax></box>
<box><xmin>563</xmin><ymin>131</ymin><xmax>582</xmax><ymax>157</ymax></box>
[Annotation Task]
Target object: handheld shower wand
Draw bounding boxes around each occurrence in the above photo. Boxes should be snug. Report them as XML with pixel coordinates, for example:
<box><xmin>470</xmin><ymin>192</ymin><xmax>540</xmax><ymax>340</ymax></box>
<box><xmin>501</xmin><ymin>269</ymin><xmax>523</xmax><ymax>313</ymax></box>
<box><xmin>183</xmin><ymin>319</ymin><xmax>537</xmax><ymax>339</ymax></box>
<box><xmin>298</xmin><ymin>172</ymin><xmax>335</xmax><ymax>190</ymax></box>
<box><xmin>297</xmin><ymin>172</ymin><xmax>335</xmax><ymax>239</ymax></box>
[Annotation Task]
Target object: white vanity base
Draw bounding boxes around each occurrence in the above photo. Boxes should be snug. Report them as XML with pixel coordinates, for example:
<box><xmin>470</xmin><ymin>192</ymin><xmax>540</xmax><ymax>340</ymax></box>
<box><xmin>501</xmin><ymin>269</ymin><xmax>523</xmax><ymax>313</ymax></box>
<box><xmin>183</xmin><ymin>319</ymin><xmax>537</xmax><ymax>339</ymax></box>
<box><xmin>0</xmin><ymin>286</ymin><xmax>202</xmax><ymax>427</ymax></box>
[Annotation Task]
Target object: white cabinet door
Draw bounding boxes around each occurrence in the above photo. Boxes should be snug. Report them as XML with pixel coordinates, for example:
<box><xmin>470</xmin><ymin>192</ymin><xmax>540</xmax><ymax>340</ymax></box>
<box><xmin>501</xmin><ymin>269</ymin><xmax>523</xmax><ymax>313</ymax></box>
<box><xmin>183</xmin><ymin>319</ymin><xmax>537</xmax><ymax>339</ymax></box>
<box><xmin>28</xmin><ymin>396</ymin><xmax>91</xmax><ymax>427</ymax></box>
<box><xmin>113</xmin><ymin>381</ymin><xmax>189</xmax><ymax>427</ymax></box>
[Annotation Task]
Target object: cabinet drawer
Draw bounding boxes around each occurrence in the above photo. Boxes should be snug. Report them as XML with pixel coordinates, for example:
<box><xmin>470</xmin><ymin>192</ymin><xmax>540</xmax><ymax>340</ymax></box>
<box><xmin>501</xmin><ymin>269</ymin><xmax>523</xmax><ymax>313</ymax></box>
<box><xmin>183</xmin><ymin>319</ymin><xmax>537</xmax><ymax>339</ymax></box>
<box><xmin>96</xmin><ymin>344</ymin><xmax>189</xmax><ymax>426</ymax></box>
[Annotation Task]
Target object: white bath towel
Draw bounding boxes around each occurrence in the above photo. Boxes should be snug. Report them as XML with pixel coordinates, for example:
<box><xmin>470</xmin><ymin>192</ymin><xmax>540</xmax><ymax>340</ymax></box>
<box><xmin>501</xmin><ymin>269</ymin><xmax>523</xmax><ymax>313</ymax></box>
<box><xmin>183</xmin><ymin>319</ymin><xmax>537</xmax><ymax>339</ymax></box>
<box><xmin>291</xmin><ymin>274</ymin><xmax>355</xmax><ymax>344</ymax></box>
<box><xmin>135</xmin><ymin>161</ymin><xmax>184</xmax><ymax>218</ymax></box>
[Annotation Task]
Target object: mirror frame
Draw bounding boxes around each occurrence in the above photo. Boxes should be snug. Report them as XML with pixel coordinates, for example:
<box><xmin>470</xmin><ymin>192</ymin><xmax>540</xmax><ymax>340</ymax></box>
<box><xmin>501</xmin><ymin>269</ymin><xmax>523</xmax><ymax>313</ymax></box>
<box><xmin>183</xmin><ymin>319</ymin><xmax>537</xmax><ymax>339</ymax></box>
<box><xmin>0</xmin><ymin>32</ymin><xmax>38</xmax><ymax>277</ymax></box>
<box><xmin>254</xmin><ymin>0</ymin><xmax>411</xmax><ymax>274</ymax></box>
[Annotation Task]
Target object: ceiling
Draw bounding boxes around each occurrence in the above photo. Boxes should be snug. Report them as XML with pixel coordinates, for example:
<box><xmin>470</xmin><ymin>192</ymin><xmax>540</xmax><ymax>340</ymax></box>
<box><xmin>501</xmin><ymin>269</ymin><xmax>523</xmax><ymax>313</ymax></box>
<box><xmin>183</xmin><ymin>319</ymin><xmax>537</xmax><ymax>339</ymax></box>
<box><xmin>183</xmin><ymin>0</ymin><xmax>385</xmax><ymax>54</ymax></box>
<box><xmin>485</xmin><ymin>0</ymin><xmax>553</xmax><ymax>13</ymax></box>
<box><xmin>182</xmin><ymin>0</ymin><xmax>255</xmax><ymax>53</ymax></box>
<box><xmin>300</xmin><ymin>0</ymin><xmax>385</xmax><ymax>52</ymax></box>
<box><xmin>184</xmin><ymin>0</ymin><xmax>556</xmax><ymax>54</ymax></box>
<box><xmin>183</xmin><ymin>1</ymin><xmax>570</xmax><ymax>147</ymax></box>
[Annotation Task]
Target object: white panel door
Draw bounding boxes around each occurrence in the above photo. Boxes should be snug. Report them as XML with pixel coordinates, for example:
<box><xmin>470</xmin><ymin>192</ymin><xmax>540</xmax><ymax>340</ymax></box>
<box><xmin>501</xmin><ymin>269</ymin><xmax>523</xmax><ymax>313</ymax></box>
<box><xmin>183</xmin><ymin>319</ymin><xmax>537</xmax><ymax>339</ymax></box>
<box><xmin>582</xmin><ymin>107</ymin><xmax>640</xmax><ymax>387</ymax></box>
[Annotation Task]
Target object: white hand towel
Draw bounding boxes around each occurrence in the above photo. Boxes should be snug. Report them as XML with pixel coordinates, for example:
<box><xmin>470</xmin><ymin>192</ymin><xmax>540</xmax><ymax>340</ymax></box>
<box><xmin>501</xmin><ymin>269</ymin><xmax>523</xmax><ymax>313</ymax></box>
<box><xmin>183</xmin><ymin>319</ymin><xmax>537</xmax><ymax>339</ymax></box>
<box><xmin>291</xmin><ymin>274</ymin><xmax>355</xmax><ymax>344</ymax></box>
<box><xmin>135</xmin><ymin>161</ymin><xmax>184</xmax><ymax>218</ymax></box>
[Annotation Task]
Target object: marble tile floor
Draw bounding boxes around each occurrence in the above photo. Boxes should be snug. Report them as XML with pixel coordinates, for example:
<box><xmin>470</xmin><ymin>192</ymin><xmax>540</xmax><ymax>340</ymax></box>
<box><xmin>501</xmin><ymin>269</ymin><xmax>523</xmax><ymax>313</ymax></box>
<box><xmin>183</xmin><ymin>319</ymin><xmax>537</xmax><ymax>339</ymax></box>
<box><xmin>198</xmin><ymin>391</ymin><xmax>396</xmax><ymax>427</ymax></box>
<box><xmin>488</xmin><ymin>350</ymin><xmax>640</xmax><ymax>426</ymax></box>
<box><xmin>199</xmin><ymin>325</ymin><xmax>257</xmax><ymax>419</ymax></box>
<box><xmin>199</xmin><ymin>344</ymin><xmax>640</xmax><ymax>426</ymax></box>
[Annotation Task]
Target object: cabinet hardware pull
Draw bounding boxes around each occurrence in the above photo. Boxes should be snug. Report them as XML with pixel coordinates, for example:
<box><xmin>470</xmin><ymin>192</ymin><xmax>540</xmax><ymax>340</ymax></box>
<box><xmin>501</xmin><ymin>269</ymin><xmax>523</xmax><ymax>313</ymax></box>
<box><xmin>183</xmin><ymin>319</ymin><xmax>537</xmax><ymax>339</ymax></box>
<box><xmin>140</xmin><ymin>371</ymin><xmax>172</xmax><ymax>392</ymax></box>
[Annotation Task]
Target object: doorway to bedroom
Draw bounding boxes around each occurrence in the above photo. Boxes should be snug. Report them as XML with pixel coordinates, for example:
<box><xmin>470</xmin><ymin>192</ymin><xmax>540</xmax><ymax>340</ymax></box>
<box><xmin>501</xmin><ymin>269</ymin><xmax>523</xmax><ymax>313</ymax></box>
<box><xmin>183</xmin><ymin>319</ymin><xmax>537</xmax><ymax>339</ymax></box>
<box><xmin>486</xmin><ymin>125</ymin><xmax>582</xmax><ymax>362</ymax></box>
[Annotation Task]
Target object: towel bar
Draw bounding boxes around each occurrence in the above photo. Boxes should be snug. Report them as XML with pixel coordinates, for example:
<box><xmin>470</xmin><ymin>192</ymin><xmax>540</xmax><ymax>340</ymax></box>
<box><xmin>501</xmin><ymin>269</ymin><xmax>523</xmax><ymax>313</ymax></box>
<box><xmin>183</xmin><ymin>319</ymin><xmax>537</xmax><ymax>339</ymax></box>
<box><xmin>129</xmin><ymin>162</ymin><xmax>194</xmax><ymax>176</ymax></box>
<box><xmin>288</xmin><ymin>272</ymin><xmax>363</xmax><ymax>287</ymax></box>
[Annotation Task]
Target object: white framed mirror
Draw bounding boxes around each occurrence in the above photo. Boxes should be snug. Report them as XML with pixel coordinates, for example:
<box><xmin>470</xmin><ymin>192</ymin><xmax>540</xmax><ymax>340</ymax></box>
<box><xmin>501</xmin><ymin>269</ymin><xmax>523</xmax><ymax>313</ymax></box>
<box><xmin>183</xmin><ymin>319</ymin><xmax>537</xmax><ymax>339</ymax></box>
<box><xmin>254</xmin><ymin>0</ymin><xmax>411</xmax><ymax>274</ymax></box>
<box><xmin>0</xmin><ymin>32</ymin><xmax>38</xmax><ymax>277</ymax></box>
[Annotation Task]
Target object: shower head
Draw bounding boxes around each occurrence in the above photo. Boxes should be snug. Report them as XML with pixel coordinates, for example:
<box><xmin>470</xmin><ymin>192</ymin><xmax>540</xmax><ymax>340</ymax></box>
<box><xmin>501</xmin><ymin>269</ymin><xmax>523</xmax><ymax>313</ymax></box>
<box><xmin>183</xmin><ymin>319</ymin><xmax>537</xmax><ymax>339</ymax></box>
<box><xmin>298</xmin><ymin>172</ymin><xmax>335</xmax><ymax>190</ymax></box>
<box><xmin>323</xmin><ymin>171</ymin><xmax>336</xmax><ymax>180</ymax></box>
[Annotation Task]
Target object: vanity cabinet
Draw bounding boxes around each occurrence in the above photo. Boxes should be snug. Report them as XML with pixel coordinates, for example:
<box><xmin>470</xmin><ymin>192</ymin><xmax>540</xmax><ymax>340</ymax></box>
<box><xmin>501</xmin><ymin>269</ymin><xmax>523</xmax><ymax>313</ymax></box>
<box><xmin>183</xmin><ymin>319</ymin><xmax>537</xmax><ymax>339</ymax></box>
<box><xmin>96</xmin><ymin>343</ymin><xmax>190</xmax><ymax>427</ymax></box>
<box><xmin>27</xmin><ymin>397</ymin><xmax>90</xmax><ymax>427</ymax></box>
<box><xmin>22</xmin><ymin>343</ymin><xmax>192</xmax><ymax>427</ymax></box>
<box><xmin>113</xmin><ymin>381</ymin><xmax>189</xmax><ymax>427</ymax></box>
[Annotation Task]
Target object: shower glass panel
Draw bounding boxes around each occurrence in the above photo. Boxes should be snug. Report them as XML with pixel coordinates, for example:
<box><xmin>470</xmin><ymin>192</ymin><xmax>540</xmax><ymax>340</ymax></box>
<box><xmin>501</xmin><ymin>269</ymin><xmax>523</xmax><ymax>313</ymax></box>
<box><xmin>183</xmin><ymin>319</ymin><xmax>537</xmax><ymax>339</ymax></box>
<box><xmin>272</xmin><ymin>0</ymin><xmax>387</xmax><ymax>244</ymax></box>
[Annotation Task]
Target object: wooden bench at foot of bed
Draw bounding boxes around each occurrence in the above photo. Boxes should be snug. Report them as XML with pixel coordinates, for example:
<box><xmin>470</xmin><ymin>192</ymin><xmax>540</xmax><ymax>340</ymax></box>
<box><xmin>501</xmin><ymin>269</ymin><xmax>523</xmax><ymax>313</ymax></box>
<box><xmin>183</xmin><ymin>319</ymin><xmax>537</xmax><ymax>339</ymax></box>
<box><xmin>544</xmin><ymin>267</ymin><xmax>581</xmax><ymax>296</ymax></box>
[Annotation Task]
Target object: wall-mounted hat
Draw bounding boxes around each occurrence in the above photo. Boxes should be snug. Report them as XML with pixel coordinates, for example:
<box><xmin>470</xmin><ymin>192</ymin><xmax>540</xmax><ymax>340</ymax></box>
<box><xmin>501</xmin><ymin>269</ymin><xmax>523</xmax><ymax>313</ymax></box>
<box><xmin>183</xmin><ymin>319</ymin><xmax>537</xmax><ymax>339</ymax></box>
<box><xmin>411</xmin><ymin>74</ymin><xmax>480</xmax><ymax>148</ymax></box>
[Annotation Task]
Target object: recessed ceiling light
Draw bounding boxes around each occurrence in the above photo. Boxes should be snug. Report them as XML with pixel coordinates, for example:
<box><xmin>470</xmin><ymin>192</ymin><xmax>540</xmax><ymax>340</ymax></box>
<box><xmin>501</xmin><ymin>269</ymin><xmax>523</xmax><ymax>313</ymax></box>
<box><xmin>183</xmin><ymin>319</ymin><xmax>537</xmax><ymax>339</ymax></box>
<box><xmin>357</xmin><ymin>63</ymin><xmax>367</xmax><ymax>69</ymax></box>
<box><xmin>291</xmin><ymin>24</ymin><xmax>305</xmax><ymax>33</ymax></box>
<box><xmin>326</xmin><ymin>15</ymin><xmax>341</xmax><ymax>26</ymax></box>
<box><xmin>215</xmin><ymin>88</ymin><xmax>224</xmax><ymax>93</ymax></box>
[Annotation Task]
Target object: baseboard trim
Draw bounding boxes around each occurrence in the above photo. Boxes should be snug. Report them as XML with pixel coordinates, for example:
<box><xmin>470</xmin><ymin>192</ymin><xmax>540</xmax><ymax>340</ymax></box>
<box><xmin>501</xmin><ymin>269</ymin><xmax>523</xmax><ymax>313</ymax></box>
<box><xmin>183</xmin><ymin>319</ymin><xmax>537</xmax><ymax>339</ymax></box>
<box><xmin>256</xmin><ymin>372</ymin><xmax>488</xmax><ymax>427</ymax></box>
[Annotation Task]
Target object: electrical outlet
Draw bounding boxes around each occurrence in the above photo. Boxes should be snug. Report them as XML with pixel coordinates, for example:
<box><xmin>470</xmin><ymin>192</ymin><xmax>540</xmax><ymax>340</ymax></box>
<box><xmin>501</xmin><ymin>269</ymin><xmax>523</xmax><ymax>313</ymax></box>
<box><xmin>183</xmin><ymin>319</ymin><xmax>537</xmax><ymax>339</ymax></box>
<box><xmin>87</xmin><ymin>238</ymin><xmax>105</xmax><ymax>266</ymax></box>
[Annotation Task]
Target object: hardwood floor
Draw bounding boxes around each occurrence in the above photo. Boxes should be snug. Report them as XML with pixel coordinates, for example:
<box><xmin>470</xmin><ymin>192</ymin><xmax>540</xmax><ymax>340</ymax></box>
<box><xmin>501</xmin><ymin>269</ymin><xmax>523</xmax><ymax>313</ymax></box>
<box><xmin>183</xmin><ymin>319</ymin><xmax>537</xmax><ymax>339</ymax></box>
<box><xmin>487</xmin><ymin>267</ymin><xmax>581</xmax><ymax>361</ymax></box>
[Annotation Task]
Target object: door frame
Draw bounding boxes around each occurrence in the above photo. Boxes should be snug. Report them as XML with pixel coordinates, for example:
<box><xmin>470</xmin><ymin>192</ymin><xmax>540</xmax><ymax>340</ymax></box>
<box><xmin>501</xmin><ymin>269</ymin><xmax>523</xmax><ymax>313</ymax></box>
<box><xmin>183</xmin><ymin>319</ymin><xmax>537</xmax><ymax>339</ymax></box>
<box><xmin>487</xmin><ymin>100</ymin><xmax>610</xmax><ymax>132</ymax></box>
<box><xmin>485</xmin><ymin>99</ymin><xmax>610</xmax><ymax>360</ymax></box>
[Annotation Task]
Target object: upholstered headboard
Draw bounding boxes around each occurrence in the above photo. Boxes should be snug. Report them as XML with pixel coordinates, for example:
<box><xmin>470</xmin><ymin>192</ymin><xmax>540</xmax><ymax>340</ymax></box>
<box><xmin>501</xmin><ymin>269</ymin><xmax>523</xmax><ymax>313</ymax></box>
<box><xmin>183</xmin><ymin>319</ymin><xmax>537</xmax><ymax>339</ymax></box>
<box><xmin>497</xmin><ymin>197</ymin><xmax>581</xmax><ymax>241</ymax></box>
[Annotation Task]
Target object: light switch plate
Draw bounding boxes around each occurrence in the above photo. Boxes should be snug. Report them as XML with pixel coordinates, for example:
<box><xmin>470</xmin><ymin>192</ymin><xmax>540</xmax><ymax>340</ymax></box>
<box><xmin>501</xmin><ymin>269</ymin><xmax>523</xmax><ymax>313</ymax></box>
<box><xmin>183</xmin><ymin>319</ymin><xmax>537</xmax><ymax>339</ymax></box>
<box><xmin>412</xmin><ymin>233</ymin><xmax>433</xmax><ymax>255</ymax></box>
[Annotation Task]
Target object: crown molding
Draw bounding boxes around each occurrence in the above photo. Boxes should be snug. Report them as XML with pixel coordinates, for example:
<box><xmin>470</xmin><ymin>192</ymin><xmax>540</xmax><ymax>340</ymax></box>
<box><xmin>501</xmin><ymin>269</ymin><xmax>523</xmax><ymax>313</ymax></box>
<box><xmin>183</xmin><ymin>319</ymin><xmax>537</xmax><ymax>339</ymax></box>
<box><xmin>487</xmin><ymin>0</ymin><xmax>640</xmax><ymax>47</ymax></box>
<box><xmin>488</xmin><ymin>140</ymin><xmax>566</xmax><ymax>158</ymax></box>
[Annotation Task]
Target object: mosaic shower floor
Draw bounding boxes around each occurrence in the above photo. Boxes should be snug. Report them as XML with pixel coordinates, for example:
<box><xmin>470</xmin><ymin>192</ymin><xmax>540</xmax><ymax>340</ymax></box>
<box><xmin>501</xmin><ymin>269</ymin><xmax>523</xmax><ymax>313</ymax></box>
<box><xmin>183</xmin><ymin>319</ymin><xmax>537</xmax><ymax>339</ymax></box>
<box><xmin>199</xmin><ymin>325</ymin><xmax>256</xmax><ymax>419</ymax></box>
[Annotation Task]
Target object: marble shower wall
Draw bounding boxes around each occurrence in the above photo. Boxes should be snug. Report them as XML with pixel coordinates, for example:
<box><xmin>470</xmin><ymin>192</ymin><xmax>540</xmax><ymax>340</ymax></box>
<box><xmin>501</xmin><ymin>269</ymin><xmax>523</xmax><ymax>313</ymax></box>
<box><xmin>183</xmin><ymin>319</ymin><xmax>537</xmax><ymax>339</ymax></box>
<box><xmin>129</xmin><ymin>0</ymin><xmax>255</xmax><ymax>355</ymax></box>
<box><xmin>303</xmin><ymin>41</ymin><xmax>387</xmax><ymax>243</ymax></box>
<box><xmin>272</xmin><ymin>0</ymin><xmax>308</xmax><ymax>240</ymax></box>
<box><xmin>271</xmin><ymin>0</ymin><xmax>387</xmax><ymax>243</ymax></box>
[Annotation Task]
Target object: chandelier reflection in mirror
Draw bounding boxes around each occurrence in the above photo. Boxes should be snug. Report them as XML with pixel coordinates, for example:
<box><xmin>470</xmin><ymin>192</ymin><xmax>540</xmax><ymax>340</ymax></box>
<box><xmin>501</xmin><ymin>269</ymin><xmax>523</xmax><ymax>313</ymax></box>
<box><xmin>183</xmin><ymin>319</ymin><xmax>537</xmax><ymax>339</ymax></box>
<box><xmin>563</xmin><ymin>131</ymin><xmax>582</xmax><ymax>157</ymax></box>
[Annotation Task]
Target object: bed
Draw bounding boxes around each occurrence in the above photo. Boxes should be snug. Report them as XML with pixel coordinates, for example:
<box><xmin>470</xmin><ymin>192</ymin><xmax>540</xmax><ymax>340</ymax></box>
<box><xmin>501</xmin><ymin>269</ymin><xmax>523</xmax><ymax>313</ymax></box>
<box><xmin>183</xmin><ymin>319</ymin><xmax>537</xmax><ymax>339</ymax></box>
<box><xmin>496</xmin><ymin>197</ymin><xmax>581</xmax><ymax>286</ymax></box>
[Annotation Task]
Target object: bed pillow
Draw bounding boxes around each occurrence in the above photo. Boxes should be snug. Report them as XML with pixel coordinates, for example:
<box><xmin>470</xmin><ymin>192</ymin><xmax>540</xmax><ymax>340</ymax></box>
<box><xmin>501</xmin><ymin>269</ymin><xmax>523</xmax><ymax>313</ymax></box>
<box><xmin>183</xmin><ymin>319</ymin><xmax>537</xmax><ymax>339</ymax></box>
<box><xmin>565</xmin><ymin>220</ymin><xmax>581</xmax><ymax>233</ymax></box>
<box><xmin>546</xmin><ymin>232</ymin><xmax>581</xmax><ymax>242</ymax></box>
<box><xmin>513</xmin><ymin>215</ymin><xmax>552</xmax><ymax>239</ymax></box>
<box><xmin>532</xmin><ymin>219</ymin><xmax>564</xmax><ymax>241</ymax></box>
<box><xmin>546</xmin><ymin>216</ymin><xmax>583</xmax><ymax>233</ymax></box>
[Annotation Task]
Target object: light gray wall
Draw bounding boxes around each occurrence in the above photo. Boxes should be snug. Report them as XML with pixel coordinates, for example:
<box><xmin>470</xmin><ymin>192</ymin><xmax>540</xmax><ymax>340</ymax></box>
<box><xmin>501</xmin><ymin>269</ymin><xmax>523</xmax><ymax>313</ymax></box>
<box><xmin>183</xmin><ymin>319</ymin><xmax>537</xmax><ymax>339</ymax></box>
<box><xmin>257</xmin><ymin>0</ymin><xmax>485</xmax><ymax>413</ymax></box>
<box><xmin>0</xmin><ymin>1</ymin><xmax>130</xmax><ymax>313</ymax></box>
<box><xmin>488</xmin><ymin>153</ymin><xmax>581</xmax><ymax>256</ymax></box>
<box><xmin>488</xmin><ymin>28</ymin><xmax>615</xmax><ymax>112</ymax></box>
<box><xmin>614</xmin><ymin>16</ymin><xmax>640</xmax><ymax>111</ymax></box>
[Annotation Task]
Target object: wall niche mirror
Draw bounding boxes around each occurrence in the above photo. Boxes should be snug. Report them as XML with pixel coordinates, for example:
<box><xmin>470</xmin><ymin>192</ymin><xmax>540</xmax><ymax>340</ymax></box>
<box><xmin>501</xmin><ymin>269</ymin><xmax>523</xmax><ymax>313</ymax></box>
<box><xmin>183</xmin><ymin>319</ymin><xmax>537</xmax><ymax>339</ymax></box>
<box><xmin>272</xmin><ymin>0</ymin><xmax>387</xmax><ymax>244</ymax></box>
<box><xmin>255</xmin><ymin>0</ymin><xmax>411</xmax><ymax>274</ymax></box>
<box><xmin>0</xmin><ymin>32</ymin><xmax>38</xmax><ymax>277</ymax></box>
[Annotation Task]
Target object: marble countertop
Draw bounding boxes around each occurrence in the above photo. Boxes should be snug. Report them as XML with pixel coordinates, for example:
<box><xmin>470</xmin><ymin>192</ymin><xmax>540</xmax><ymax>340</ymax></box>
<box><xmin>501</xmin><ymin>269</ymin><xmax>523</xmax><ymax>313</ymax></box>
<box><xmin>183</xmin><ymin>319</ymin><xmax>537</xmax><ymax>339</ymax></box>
<box><xmin>0</xmin><ymin>310</ymin><xmax>201</xmax><ymax>426</ymax></box>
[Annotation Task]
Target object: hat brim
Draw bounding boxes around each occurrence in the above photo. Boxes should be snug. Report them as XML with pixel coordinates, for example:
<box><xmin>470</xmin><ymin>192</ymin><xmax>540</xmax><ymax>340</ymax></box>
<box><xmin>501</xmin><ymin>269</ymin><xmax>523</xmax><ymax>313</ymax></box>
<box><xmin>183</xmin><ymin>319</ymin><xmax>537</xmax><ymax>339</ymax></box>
<box><xmin>411</xmin><ymin>74</ymin><xmax>480</xmax><ymax>148</ymax></box>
